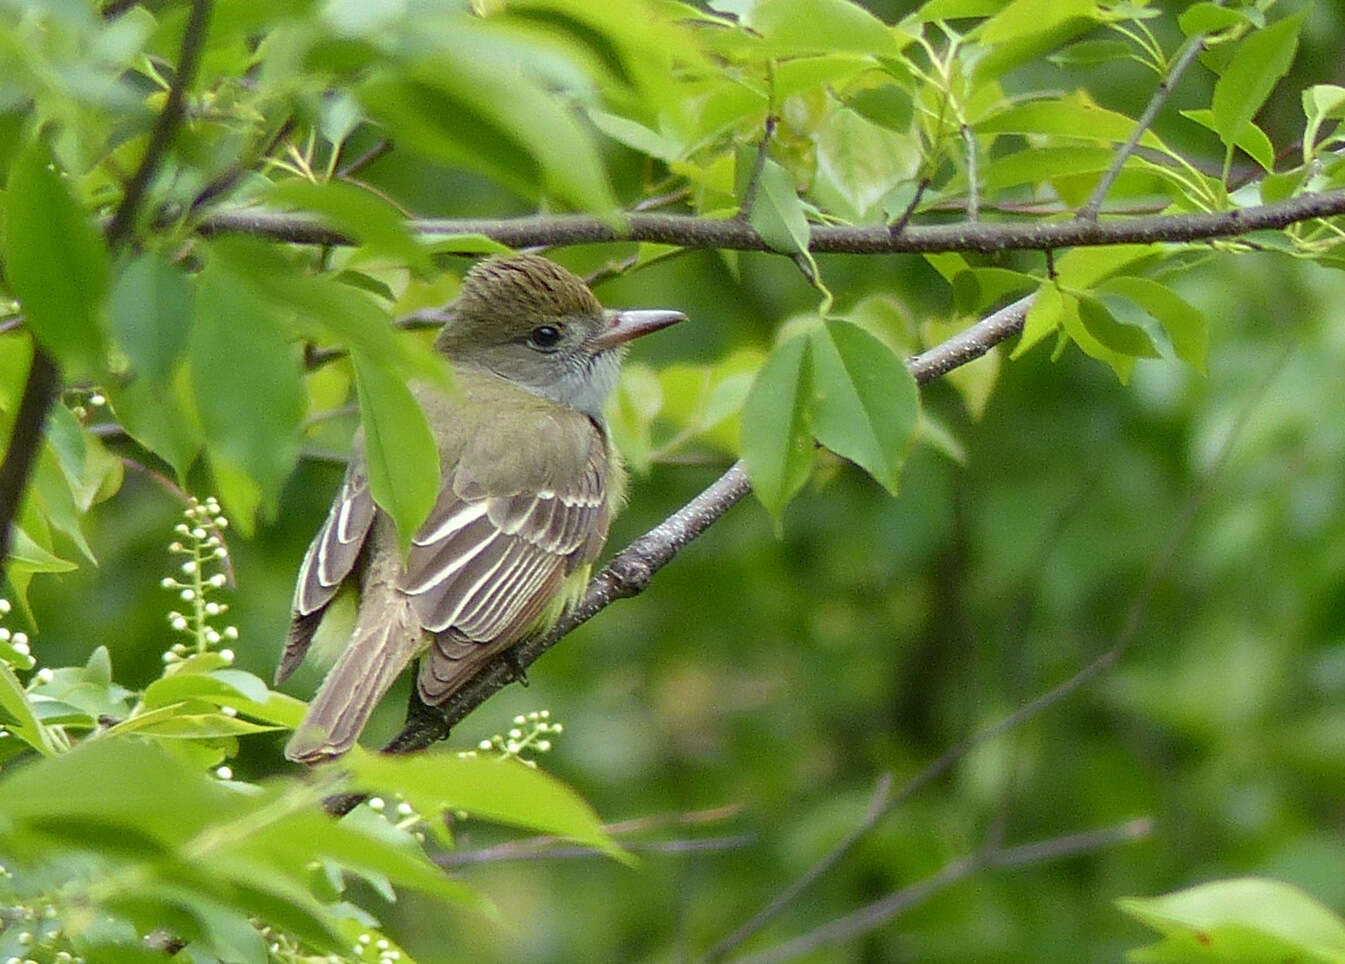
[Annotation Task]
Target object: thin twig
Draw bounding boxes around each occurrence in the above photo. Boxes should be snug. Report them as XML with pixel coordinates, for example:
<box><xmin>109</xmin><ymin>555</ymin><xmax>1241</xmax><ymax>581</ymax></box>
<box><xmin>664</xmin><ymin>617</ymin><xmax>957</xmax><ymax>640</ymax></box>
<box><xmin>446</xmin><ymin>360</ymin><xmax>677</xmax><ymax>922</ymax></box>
<box><xmin>737</xmin><ymin>114</ymin><xmax>777</xmax><ymax>220</ymax></box>
<box><xmin>961</xmin><ymin>125</ymin><xmax>979</xmax><ymax>222</ymax></box>
<box><xmin>106</xmin><ymin>0</ymin><xmax>214</xmax><ymax>246</ymax></box>
<box><xmin>443</xmin><ymin>830</ymin><xmax>754</xmax><ymax>867</ymax></box>
<box><xmin>701</xmin><ymin>775</ymin><xmax>893</xmax><ymax>962</ymax></box>
<box><xmin>198</xmin><ymin>188</ymin><xmax>1345</xmax><ymax>254</ymax></box>
<box><xmin>725</xmin><ymin>817</ymin><xmax>1152</xmax><ymax>964</ymax></box>
<box><xmin>1077</xmin><ymin>6</ymin><xmax>1221</xmax><ymax>221</ymax></box>
<box><xmin>336</xmin><ymin>138</ymin><xmax>391</xmax><ymax>179</ymax></box>
<box><xmin>889</xmin><ymin>178</ymin><xmax>929</xmax><ymax>235</ymax></box>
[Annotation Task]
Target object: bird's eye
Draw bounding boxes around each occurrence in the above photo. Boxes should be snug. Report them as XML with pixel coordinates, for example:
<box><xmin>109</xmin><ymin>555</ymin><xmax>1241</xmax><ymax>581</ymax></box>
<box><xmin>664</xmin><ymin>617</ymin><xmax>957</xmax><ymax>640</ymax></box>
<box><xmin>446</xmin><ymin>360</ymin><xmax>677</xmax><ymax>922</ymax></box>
<box><xmin>528</xmin><ymin>325</ymin><xmax>562</xmax><ymax>349</ymax></box>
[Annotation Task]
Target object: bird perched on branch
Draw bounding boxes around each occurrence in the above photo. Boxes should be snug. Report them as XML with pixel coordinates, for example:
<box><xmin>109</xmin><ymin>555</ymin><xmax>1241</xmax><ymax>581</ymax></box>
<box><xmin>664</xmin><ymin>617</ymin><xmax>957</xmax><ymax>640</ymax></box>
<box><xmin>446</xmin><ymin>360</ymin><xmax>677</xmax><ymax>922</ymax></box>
<box><xmin>277</xmin><ymin>254</ymin><xmax>686</xmax><ymax>763</ymax></box>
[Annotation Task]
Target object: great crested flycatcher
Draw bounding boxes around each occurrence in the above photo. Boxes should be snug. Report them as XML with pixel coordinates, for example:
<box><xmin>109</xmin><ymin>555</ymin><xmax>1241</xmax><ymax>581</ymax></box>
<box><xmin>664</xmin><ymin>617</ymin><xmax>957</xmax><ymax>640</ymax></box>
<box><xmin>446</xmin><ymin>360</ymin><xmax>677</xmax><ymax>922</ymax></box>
<box><xmin>278</xmin><ymin>254</ymin><xmax>685</xmax><ymax>763</ymax></box>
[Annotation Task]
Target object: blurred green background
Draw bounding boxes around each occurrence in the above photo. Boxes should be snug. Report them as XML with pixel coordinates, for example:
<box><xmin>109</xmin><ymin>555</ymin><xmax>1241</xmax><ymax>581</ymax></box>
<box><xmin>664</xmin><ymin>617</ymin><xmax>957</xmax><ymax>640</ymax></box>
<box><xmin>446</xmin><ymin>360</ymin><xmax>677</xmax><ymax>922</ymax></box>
<box><xmin>15</xmin><ymin>0</ymin><xmax>1345</xmax><ymax>960</ymax></box>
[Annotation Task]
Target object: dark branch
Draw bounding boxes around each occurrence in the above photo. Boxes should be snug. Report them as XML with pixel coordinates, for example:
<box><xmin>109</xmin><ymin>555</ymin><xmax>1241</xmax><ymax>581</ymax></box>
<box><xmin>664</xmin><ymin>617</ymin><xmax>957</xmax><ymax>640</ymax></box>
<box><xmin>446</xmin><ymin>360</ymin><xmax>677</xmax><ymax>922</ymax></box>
<box><xmin>0</xmin><ymin>349</ymin><xmax>60</xmax><ymax>586</ymax></box>
<box><xmin>198</xmin><ymin>189</ymin><xmax>1345</xmax><ymax>254</ymax></box>
<box><xmin>724</xmin><ymin>817</ymin><xmax>1152</xmax><ymax>964</ymax></box>
<box><xmin>106</xmin><ymin>0</ymin><xmax>214</xmax><ymax>247</ymax></box>
<box><xmin>701</xmin><ymin>774</ymin><xmax>894</xmax><ymax>963</ymax></box>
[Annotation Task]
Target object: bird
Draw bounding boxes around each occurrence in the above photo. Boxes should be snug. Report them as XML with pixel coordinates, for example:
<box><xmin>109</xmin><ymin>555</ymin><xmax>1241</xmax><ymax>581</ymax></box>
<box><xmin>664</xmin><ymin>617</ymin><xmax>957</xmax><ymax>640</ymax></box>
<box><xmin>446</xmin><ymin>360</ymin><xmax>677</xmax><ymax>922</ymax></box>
<box><xmin>277</xmin><ymin>254</ymin><xmax>686</xmax><ymax>763</ymax></box>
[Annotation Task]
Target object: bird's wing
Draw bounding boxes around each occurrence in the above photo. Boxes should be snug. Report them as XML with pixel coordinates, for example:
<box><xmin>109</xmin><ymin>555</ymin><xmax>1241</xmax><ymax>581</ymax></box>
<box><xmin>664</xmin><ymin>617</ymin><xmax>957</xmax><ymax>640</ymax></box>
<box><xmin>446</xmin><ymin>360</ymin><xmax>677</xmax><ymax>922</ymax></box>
<box><xmin>404</xmin><ymin>436</ymin><xmax>610</xmax><ymax>703</ymax></box>
<box><xmin>276</xmin><ymin>461</ymin><xmax>377</xmax><ymax>684</ymax></box>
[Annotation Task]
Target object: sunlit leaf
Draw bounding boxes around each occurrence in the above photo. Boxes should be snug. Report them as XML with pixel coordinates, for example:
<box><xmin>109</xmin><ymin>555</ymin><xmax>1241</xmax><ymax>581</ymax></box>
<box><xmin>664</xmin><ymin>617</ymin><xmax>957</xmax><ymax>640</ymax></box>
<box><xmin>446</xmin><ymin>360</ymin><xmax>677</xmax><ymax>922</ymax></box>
<box><xmin>1119</xmin><ymin>877</ymin><xmax>1345</xmax><ymax>963</ymax></box>
<box><xmin>806</xmin><ymin>320</ymin><xmax>919</xmax><ymax>494</ymax></box>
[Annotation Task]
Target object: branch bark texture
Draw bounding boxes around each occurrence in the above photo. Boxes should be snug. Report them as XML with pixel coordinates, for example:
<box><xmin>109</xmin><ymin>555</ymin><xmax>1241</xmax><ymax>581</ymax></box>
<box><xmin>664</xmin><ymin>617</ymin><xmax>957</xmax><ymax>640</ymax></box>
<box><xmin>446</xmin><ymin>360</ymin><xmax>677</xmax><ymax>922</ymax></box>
<box><xmin>199</xmin><ymin>189</ymin><xmax>1345</xmax><ymax>254</ymax></box>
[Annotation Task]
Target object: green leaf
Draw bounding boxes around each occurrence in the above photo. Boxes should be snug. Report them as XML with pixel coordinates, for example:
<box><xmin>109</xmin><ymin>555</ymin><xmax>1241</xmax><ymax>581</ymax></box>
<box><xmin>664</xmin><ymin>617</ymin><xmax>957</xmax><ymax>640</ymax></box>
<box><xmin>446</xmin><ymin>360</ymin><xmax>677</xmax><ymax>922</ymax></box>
<box><xmin>344</xmin><ymin>747</ymin><xmax>624</xmax><ymax>860</ymax></box>
<box><xmin>189</xmin><ymin>262</ymin><xmax>305</xmax><ymax>519</ymax></box>
<box><xmin>1119</xmin><ymin>877</ymin><xmax>1345</xmax><ymax>963</ymax></box>
<box><xmin>1304</xmin><ymin>84</ymin><xmax>1345</xmax><ymax>162</ymax></box>
<box><xmin>972</xmin><ymin>0</ymin><xmax>1102</xmax><ymax>81</ymax></box>
<box><xmin>749</xmin><ymin>158</ymin><xmax>811</xmax><ymax>256</ymax></box>
<box><xmin>351</xmin><ymin>351</ymin><xmax>441</xmax><ymax>554</ymax></box>
<box><xmin>360</xmin><ymin>42</ymin><xmax>617</xmax><ymax>212</ymax></box>
<box><xmin>264</xmin><ymin>180</ymin><xmax>435</xmax><ymax>275</ymax></box>
<box><xmin>741</xmin><ymin>334</ymin><xmax>814</xmax><ymax>517</ymax></box>
<box><xmin>1096</xmin><ymin>276</ymin><xmax>1209</xmax><ymax>373</ymax></box>
<box><xmin>142</xmin><ymin>671</ymin><xmax>306</xmax><ymax>728</ymax></box>
<box><xmin>1057</xmin><ymin>291</ymin><xmax>1136</xmax><ymax>382</ymax></box>
<box><xmin>811</xmin><ymin>107</ymin><xmax>918</xmax><ymax>222</ymax></box>
<box><xmin>749</xmin><ymin>0</ymin><xmax>909</xmax><ymax>57</ymax></box>
<box><xmin>0</xmin><ymin>659</ymin><xmax>57</xmax><ymax>756</ymax></box>
<box><xmin>845</xmin><ymin>84</ymin><xmax>915</xmax><ymax>131</ymax></box>
<box><xmin>108</xmin><ymin>371</ymin><xmax>204</xmax><ymax>482</ymax></box>
<box><xmin>1074</xmin><ymin>294</ymin><xmax>1159</xmax><ymax>359</ymax></box>
<box><xmin>3</xmin><ymin>138</ymin><xmax>109</xmax><ymax>373</ymax></box>
<box><xmin>977</xmin><ymin>92</ymin><xmax>1166</xmax><ymax>151</ymax></box>
<box><xmin>806</xmin><ymin>320</ymin><xmax>919</xmax><ymax>494</ymax></box>
<box><xmin>1210</xmin><ymin>13</ymin><xmax>1305</xmax><ymax>153</ymax></box>
<box><xmin>107</xmin><ymin>253</ymin><xmax>195</xmax><ymax>388</ymax></box>
<box><xmin>1179</xmin><ymin>2</ymin><xmax>1253</xmax><ymax>37</ymax></box>
<box><xmin>1012</xmin><ymin>282</ymin><xmax>1063</xmax><ymax>358</ymax></box>
<box><xmin>1180</xmin><ymin>108</ymin><xmax>1275</xmax><ymax>172</ymax></box>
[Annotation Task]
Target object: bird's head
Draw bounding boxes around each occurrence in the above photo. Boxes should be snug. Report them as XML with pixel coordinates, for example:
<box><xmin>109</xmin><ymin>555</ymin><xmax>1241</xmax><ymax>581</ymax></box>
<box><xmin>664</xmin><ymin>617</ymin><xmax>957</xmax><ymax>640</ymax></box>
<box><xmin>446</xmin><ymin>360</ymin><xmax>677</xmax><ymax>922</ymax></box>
<box><xmin>433</xmin><ymin>254</ymin><xmax>685</xmax><ymax>418</ymax></box>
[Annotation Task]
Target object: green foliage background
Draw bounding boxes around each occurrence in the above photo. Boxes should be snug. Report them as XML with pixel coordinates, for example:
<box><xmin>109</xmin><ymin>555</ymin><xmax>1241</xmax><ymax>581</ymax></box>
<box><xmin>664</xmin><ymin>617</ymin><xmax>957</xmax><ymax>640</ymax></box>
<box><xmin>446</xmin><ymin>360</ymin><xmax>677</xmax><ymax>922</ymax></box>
<box><xmin>4</xmin><ymin>0</ymin><xmax>1345</xmax><ymax>960</ymax></box>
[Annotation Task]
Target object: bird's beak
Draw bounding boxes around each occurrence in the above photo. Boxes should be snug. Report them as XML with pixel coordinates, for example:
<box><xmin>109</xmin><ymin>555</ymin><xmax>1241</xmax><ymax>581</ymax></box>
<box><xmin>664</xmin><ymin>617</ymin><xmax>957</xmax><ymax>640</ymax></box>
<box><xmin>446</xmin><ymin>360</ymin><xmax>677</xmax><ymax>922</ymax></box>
<box><xmin>588</xmin><ymin>309</ymin><xmax>687</xmax><ymax>352</ymax></box>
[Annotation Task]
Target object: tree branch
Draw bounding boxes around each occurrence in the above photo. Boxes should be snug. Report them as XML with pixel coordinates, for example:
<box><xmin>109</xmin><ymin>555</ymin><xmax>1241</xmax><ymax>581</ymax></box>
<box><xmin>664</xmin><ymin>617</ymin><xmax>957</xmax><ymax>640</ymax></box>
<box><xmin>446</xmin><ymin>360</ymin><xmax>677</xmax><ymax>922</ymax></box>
<box><xmin>198</xmin><ymin>188</ymin><xmax>1345</xmax><ymax>254</ymax></box>
<box><xmin>701</xmin><ymin>775</ymin><xmax>893</xmax><ymax>963</ymax></box>
<box><xmin>106</xmin><ymin>0</ymin><xmax>214</xmax><ymax>247</ymax></box>
<box><xmin>724</xmin><ymin>817</ymin><xmax>1153</xmax><ymax>964</ymax></box>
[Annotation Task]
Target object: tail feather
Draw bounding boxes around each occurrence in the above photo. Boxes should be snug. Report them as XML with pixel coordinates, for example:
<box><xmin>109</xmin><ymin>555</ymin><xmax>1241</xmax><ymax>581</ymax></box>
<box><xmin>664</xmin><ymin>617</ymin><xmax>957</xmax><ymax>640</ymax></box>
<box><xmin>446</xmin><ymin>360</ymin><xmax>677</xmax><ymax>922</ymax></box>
<box><xmin>275</xmin><ymin>608</ymin><xmax>324</xmax><ymax>686</ymax></box>
<box><xmin>284</xmin><ymin>596</ymin><xmax>422</xmax><ymax>764</ymax></box>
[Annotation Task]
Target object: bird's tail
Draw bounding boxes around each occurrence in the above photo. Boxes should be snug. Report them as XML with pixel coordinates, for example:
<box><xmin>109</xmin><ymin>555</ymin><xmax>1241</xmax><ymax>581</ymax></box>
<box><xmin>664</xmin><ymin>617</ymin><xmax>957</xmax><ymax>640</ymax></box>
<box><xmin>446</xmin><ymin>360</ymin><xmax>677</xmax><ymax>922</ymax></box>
<box><xmin>284</xmin><ymin>589</ymin><xmax>422</xmax><ymax>764</ymax></box>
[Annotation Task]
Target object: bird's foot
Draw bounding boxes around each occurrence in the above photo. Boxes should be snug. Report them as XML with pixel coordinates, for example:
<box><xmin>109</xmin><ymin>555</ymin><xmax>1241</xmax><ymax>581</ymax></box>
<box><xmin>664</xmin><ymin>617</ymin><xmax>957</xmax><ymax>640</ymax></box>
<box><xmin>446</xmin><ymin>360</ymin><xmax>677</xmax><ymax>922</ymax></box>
<box><xmin>503</xmin><ymin>649</ymin><xmax>530</xmax><ymax>686</ymax></box>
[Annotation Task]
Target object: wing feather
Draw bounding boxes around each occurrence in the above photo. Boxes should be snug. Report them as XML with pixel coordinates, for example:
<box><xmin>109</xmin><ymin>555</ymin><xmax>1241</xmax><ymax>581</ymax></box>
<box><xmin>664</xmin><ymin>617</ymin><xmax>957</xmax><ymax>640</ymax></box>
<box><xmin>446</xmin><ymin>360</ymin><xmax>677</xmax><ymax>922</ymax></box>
<box><xmin>405</xmin><ymin>425</ymin><xmax>611</xmax><ymax>704</ymax></box>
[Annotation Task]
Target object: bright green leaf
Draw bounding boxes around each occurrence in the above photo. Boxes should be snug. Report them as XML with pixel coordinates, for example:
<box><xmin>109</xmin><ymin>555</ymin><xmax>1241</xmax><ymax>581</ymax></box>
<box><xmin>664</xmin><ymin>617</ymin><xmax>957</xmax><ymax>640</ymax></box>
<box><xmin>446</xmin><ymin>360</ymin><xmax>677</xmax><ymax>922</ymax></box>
<box><xmin>344</xmin><ymin>747</ymin><xmax>624</xmax><ymax>860</ymax></box>
<box><xmin>1074</xmin><ymin>293</ymin><xmax>1160</xmax><ymax>359</ymax></box>
<box><xmin>1180</xmin><ymin>108</ymin><xmax>1275</xmax><ymax>172</ymax></box>
<box><xmin>749</xmin><ymin>0</ymin><xmax>909</xmax><ymax>57</ymax></box>
<box><xmin>351</xmin><ymin>352</ymin><xmax>441</xmax><ymax>554</ymax></box>
<box><xmin>190</xmin><ymin>263</ymin><xmax>304</xmax><ymax>518</ymax></box>
<box><xmin>1210</xmin><ymin>13</ymin><xmax>1305</xmax><ymax>153</ymax></box>
<box><xmin>806</xmin><ymin>320</ymin><xmax>919</xmax><ymax>494</ymax></box>
<box><xmin>749</xmin><ymin>158</ymin><xmax>811</xmax><ymax>256</ymax></box>
<box><xmin>1119</xmin><ymin>877</ymin><xmax>1345</xmax><ymax>963</ymax></box>
<box><xmin>1179</xmin><ymin>2</ymin><xmax>1252</xmax><ymax>37</ymax></box>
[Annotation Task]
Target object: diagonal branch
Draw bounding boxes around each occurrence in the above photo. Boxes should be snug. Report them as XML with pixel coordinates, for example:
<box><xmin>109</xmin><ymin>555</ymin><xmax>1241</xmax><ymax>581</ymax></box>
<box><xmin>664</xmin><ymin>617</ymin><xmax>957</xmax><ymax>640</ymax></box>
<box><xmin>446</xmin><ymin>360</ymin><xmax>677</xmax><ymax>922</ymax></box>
<box><xmin>724</xmin><ymin>817</ymin><xmax>1153</xmax><ymax>964</ymax></box>
<box><xmin>1077</xmin><ymin>7</ymin><xmax>1222</xmax><ymax>222</ymax></box>
<box><xmin>106</xmin><ymin>0</ymin><xmax>214</xmax><ymax>247</ymax></box>
<box><xmin>198</xmin><ymin>188</ymin><xmax>1345</xmax><ymax>254</ymax></box>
